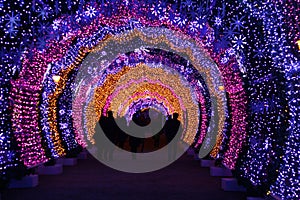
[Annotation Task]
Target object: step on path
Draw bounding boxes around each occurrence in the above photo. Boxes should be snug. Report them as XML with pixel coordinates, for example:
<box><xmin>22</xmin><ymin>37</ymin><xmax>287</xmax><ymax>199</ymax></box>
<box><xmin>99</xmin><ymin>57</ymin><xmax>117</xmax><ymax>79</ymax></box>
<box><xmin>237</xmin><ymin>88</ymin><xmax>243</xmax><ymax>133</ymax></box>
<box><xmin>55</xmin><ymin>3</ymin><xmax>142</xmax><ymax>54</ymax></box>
<box><xmin>8</xmin><ymin>175</ymin><xmax>39</xmax><ymax>189</ymax></box>
<box><xmin>194</xmin><ymin>152</ymin><xmax>269</xmax><ymax>200</ymax></box>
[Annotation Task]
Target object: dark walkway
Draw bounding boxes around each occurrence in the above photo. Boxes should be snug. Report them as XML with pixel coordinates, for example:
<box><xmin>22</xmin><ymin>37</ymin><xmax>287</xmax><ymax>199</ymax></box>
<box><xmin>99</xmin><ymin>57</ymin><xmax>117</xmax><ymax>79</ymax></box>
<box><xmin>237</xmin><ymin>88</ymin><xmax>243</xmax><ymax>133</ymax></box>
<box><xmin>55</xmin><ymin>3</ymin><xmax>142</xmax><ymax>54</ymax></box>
<box><xmin>2</xmin><ymin>153</ymin><xmax>246</xmax><ymax>200</ymax></box>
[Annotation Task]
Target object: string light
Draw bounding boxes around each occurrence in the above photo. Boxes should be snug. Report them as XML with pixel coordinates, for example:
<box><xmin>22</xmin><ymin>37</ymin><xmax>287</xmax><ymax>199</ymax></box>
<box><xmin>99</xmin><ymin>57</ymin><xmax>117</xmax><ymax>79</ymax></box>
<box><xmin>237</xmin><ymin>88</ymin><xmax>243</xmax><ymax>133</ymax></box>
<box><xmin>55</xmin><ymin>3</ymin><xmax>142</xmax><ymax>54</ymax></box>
<box><xmin>1</xmin><ymin>2</ymin><xmax>298</xmax><ymax>198</ymax></box>
<box><xmin>52</xmin><ymin>75</ymin><xmax>61</xmax><ymax>83</ymax></box>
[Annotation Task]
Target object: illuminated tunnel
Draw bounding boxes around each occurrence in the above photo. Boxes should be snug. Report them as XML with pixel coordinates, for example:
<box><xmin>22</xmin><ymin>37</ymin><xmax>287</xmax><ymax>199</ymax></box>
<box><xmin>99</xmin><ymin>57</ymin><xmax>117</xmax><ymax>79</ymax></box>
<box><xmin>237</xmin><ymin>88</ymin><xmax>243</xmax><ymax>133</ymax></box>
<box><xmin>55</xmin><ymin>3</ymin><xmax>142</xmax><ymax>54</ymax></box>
<box><xmin>0</xmin><ymin>0</ymin><xmax>299</xmax><ymax>199</ymax></box>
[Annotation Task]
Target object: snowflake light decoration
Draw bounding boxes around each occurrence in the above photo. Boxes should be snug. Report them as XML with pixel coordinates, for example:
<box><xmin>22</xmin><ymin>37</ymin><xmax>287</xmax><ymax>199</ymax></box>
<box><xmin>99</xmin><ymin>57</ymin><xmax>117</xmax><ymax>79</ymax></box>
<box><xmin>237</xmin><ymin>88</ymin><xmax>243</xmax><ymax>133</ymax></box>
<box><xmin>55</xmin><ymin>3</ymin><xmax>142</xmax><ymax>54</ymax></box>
<box><xmin>85</xmin><ymin>6</ymin><xmax>96</xmax><ymax>18</ymax></box>
<box><xmin>214</xmin><ymin>16</ymin><xmax>222</xmax><ymax>26</ymax></box>
<box><xmin>232</xmin><ymin>16</ymin><xmax>245</xmax><ymax>31</ymax></box>
<box><xmin>5</xmin><ymin>11</ymin><xmax>20</xmax><ymax>27</ymax></box>
<box><xmin>232</xmin><ymin>35</ymin><xmax>246</xmax><ymax>50</ymax></box>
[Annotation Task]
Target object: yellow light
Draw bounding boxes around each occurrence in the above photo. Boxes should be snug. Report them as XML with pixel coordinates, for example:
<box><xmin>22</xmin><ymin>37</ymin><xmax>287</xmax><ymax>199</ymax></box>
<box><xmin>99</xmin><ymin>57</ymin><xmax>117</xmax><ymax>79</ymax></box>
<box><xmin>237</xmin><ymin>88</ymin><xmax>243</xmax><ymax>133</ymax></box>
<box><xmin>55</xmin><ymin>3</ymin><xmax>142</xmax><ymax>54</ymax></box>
<box><xmin>297</xmin><ymin>40</ymin><xmax>300</xmax><ymax>50</ymax></box>
<box><xmin>52</xmin><ymin>75</ymin><xmax>61</xmax><ymax>83</ymax></box>
<box><xmin>219</xmin><ymin>86</ymin><xmax>225</xmax><ymax>91</ymax></box>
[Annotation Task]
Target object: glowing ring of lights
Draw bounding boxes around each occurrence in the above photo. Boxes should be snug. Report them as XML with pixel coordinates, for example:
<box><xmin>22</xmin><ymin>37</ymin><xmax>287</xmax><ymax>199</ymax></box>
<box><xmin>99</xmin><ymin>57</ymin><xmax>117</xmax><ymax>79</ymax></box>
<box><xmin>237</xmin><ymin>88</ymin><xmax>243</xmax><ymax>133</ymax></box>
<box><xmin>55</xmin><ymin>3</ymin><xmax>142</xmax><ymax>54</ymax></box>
<box><xmin>108</xmin><ymin>65</ymin><xmax>195</xmax><ymax>141</ymax></box>
<box><xmin>70</xmin><ymin>27</ymin><xmax>227</xmax><ymax>160</ymax></box>
<box><xmin>117</xmin><ymin>88</ymin><xmax>179</xmax><ymax>118</ymax></box>
<box><xmin>72</xmin><ymin>49</ymin><xmax>211</xmax><ymax>150</ymax></box>
<box><xmin>85</xmin><ymin>63</ymin><xmax>196</xmax><ymax>145</ymax></box>
<box><xmin>103</xmin><ymin>78</ymin><xmax>186</xmax><ymax>116</ymax></box>
<box><xmin>126</xmin><ymin>98</ymin><xmax>170</xmax><ymax>120</ymax></box>
<box><xmin>14</xmin><ymin>4</ymin><xmax>247</xmax><ymax>169</ymax></box>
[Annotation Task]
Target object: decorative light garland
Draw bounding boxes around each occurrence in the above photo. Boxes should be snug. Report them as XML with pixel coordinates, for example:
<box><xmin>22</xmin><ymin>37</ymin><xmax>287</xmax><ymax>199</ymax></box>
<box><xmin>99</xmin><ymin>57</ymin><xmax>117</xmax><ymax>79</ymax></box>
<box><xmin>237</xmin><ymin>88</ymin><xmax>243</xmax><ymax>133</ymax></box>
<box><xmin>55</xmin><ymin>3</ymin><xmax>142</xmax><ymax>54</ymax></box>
<box><xmin>1</xmin><ymin>2</ymin><xmax>298</xmax><ymax>199</ymax></box>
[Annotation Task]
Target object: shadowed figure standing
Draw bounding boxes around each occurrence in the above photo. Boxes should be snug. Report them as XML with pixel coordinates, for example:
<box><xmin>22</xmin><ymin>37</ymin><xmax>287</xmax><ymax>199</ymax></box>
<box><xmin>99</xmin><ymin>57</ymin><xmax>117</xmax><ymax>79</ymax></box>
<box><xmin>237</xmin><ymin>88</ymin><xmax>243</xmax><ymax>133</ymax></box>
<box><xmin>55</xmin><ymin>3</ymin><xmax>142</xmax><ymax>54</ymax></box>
<box><xmin>128</xmin><ymin>109</ymin><xmax>150</xmax><ymax>159</ymax></box>
<box><xmin>94</xmin><ymin>114</ymin><xmax>107</xmax><ymax>161</ymax></box>
<box><xmin>128</xmin><ymin>118</ymin><xmax>142</xmax><ymax>160</ymax></box>
<box><xmin>164</xmin><ymin>113</ymin><xmax>182</xmax><ymax>161</ymax></box>
<box><xmin>95</xmin><ymin>111</ymin><xmax>117</xmax><ymax>161</ymax></box>
<box><xmin>151</xmin><ymin>110</ymin><xmax>163</xmax><ymax>149</ymax></box>
<box><xmin>116</xmin><ymin>116</ymin><xmax>128</xmax><ymax>149</ymax></box>
<box><xmin>106</xmin><ymin>111</ymin><xmax>118</xmax><ymax>160</ymax></box>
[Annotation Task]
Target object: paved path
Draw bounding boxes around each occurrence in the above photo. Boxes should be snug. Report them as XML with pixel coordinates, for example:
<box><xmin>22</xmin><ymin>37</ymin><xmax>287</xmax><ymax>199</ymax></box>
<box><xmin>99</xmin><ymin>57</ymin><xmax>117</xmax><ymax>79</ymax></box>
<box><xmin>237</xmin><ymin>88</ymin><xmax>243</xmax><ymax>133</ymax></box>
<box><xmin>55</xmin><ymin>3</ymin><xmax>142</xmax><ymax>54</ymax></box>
<box><xmin>3</xmin><ymin>153</ymin><xmax>246</xmax><ymax>200</ymax></box>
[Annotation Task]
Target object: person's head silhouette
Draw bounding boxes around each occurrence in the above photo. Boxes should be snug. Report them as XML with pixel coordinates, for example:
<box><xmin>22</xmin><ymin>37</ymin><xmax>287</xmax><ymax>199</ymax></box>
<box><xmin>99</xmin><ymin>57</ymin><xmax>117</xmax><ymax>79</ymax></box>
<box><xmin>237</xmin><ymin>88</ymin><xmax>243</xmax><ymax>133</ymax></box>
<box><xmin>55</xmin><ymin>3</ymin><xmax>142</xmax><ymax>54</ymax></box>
<box><xmin>173</xmin><ymin>113</ymin><xmax>179</xmax><ymax>120</ymax></box>
<box><xmin>107</xmin><ymin>110</ymin><xmax>113</xmax><ymax>118</ymax></box>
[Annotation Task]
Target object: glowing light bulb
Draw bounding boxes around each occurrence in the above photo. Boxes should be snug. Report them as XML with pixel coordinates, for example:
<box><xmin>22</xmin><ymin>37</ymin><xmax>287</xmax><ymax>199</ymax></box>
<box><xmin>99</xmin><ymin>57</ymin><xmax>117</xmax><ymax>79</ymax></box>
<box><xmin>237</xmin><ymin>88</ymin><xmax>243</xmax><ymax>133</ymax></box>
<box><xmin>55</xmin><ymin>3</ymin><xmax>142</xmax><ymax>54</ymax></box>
<box><xmin>296</xmin><ymin>40</ymin><xmax>300</xmax><ymax>50</ymax></box>
<box><xmin>52</xmin><ymin>75</ymin><xmax>61</xmax><ymax>83</ymax></box>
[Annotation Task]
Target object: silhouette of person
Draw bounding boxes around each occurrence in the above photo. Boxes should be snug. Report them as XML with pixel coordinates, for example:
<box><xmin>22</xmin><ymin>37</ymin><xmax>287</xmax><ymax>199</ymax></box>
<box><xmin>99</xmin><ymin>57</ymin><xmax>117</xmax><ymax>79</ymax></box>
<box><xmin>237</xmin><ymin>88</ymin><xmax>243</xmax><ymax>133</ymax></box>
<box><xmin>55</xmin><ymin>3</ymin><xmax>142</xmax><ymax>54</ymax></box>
<box><xmin>135</xmin><ymin>109</ymin><xmax>150</xmax><ymax>152</ymax></box>
<box><xmin>151</xmin><ymin>111</ymin><xmax>164</xmax><ymax>149</ymax></box>
<box><xmin>94</xmin><ymin>114</ymin><xmax>107</xmax><ymax>161</ymax></box>
<box><xmin>152</xmin><ymin>132</ymin><xmax>160</xmax><ymax>148</ymax></box>
<box><xmin>95</xmin><ymin>111</ymin><xmax>117</xmax><ymax>161</ymax></box>
<box><xmin>162</xmin><ymin>114</ymin><xmax>172</xmax><ymax>142</ymax></box>
<box><xmin>165</xmin><ymin>113</ymin><xmax>182</xmax><ymax>161</ymax></box>
<box><xmin>139</xmin><ymin>113</ymin><xmax>146</xmax><ymax>153</ymax></box>
<box><xmin>105</xmin><ymin>111</ymin><xmax>117</xmax><ymax>161</ymax></box>
<box><xmin>128</xmin><ymin>111</ymin><xmax>145</xmax><ymax>159</ymax></box>
<box><xmin>116</xmin><ymin>116</ymin><xmax>128</xmax><ymax>149</ymax></box>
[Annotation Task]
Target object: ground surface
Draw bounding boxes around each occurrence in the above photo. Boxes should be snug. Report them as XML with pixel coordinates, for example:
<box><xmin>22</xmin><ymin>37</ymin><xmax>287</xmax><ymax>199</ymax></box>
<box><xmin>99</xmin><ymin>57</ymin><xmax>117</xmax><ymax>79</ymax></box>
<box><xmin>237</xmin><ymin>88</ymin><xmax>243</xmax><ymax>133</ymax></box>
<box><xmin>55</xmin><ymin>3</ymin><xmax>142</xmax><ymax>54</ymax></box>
<box><xmin>2</xmin><ymin>151</ymin><xmax>247</xmax><ymax>200</ymax></box>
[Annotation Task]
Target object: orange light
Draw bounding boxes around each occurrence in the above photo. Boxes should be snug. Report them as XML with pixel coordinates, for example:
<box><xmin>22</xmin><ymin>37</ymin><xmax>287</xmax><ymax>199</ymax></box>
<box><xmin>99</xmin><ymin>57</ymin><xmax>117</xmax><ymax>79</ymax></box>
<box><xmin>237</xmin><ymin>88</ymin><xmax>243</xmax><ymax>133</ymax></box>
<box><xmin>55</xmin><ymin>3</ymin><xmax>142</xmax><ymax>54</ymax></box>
<box><xmin>52</xmin><ymin>75</ymin><xmax>61</xmax><ymax>83</ymax></box>
<box><xmin>219</xmin><ymin>86</ymin><xmax>225</xmax><ymax>91</ymax></box>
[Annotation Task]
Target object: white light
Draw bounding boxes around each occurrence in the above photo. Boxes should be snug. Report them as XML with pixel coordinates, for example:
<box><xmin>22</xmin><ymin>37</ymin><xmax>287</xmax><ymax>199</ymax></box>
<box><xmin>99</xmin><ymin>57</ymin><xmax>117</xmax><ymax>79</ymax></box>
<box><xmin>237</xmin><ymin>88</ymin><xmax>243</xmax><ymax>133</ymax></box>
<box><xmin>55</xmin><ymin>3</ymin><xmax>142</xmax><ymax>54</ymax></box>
<box><xmin>52</xmin><ymin>75</ymin><xmax>61</xmax><ymax>83</ymax></box>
